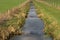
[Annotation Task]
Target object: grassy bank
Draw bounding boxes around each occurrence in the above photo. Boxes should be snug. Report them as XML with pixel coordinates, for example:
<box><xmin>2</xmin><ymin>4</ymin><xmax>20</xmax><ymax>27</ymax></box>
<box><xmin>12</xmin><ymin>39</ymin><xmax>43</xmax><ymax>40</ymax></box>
<box><xmin>0</xmin><ymin>0</ymin><xmax>26</xmax><ymax>13</ymax></box>
<box><xmin>0</xmin><ymin>0</ymin><xmax>30</xmax><ymax>40</ymax></box>
<box><xmin>33</xmin><ymin>0</ymin><xmax>60</xmax><ymax>40</ymax></box>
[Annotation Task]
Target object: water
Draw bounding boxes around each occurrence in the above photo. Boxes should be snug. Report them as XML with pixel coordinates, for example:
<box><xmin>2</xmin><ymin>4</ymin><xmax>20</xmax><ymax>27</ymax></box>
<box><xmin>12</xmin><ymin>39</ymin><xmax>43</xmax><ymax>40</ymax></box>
<box><xmin>10</xmin><ymin>3</ymin><xmax>52</xmax><ymax>40</ymax></box>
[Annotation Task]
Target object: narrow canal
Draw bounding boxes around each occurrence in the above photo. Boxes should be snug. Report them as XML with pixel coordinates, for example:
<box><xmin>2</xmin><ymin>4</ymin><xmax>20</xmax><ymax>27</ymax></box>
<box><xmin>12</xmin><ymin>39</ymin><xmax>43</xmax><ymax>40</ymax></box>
<box><xmin>10</xmin><ymin>3</ymin><xmax>52</xmax><ymax>40</ymax></box>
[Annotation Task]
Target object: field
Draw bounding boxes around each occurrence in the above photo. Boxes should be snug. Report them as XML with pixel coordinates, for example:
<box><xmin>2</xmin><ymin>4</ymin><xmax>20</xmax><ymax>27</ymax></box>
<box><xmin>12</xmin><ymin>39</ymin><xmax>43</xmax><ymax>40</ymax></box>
<box><xmin>33</xmin><ymin>0</ymin><xmax>60</xmax><ymax>40</ymax></box>
<box><xmin>44</xmin><ymin>0</ymin><xmax>60</xmax><ymax>6</ymax></box>
<box><xmin>0</xmin><ymin>0</ymin><xmax>26</xmax><ymax>13</ymax></box>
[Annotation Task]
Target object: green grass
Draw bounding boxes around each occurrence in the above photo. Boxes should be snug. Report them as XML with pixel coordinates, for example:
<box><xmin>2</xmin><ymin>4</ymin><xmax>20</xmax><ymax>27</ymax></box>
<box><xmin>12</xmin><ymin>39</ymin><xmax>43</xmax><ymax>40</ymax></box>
<box><xmin>0</xmin><ymin>0</ymin><xmax>26</xmax><ymax>13</ymax></box>
<box><xmin>33</xmin><ymin>0</ymin><xmax>60</xmax><ymax>40</ymax></box>
<box><xmin>44</xmin><ymin>0</ymin><xmax>60</xmax><ymax>6</ymax></box>
<box><xmin>34</xmin><ymin>0</ymin><xmax>60</xmax><ymax>25</ymax></box>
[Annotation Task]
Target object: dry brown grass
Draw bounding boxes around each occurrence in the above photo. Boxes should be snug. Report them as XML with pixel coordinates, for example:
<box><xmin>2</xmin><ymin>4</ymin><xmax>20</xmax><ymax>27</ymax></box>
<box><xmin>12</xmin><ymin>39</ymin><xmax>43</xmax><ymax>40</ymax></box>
<box><xmin>34</xmin><ymin>3</ymin><xmax>60</xmax><ymax>39</ymax></box>
<box><xmin>0</xmin><ymin>0</ymin><xmax>30</xmax><ymax>40</ymax></box>
<box><xmin>37</xmin><ymin>10</ymin><xmax>60</xmax><ymax>40</ymax></box>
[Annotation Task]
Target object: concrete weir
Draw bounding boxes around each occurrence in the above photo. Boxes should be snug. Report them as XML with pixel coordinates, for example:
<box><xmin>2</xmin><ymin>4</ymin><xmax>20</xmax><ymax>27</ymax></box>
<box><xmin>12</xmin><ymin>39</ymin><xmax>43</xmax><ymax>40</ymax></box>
<box><xmin>10</xmin><ymin>2</ymin><xmax>52</xmax><ymax>40</ymax></box>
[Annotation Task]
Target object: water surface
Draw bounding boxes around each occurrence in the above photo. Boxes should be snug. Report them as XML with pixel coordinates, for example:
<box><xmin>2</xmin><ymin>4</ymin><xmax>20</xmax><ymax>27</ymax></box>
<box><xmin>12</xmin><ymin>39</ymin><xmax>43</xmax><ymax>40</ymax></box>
<box><xmin>10</xmin><ymin>3</ymin><xmax>52</xmax><ymax>40</ymax></box>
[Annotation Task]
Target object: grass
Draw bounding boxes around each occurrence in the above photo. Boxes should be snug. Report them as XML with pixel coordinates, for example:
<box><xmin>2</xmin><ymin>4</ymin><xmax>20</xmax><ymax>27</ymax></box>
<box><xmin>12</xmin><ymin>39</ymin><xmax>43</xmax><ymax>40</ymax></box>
<box><xmin>0</xmin><ymin>0</ymin><xmax>26</xmax><ymax>13</ymax></box>
<box><xmin>33</xmin><ymin>0</ymin><xmax>60</xmax><ymax>40</ymax></box>
<box><xmin>36</xmin><ymin>1</ymin><xmax>60</xmax><ymax>24</ymax></box>
<box><xmin>0</xmin><ymin>0</ymin><xmax>30</xmax><ymax>40</ymax></box>
<box><xmin>44</xmin><ymin>0</ymin><xmax>60</xmax><ymax>6</ymax></box>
